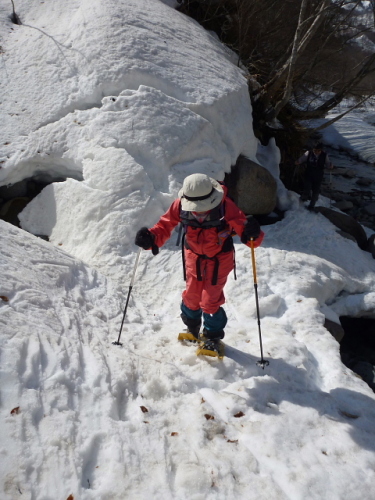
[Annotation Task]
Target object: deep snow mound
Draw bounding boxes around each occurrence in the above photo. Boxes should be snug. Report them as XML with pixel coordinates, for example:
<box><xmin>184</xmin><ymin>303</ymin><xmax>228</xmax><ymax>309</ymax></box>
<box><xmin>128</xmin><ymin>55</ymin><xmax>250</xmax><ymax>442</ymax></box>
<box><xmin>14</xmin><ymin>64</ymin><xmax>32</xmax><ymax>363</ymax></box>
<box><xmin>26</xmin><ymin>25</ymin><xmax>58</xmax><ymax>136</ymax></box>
<box><xmin>0</xmin><ymin>0</ymin><xmax>263</xmax><ymax>280</ymax></box>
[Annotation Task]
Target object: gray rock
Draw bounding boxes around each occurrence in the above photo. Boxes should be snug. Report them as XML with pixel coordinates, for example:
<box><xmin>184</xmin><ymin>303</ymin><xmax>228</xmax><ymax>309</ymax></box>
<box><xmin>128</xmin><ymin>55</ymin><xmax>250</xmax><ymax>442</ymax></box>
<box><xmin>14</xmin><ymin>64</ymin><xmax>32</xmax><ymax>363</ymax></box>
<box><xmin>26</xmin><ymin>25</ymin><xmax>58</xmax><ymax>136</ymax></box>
<box><xmin>350</xmin><ymin>361</ymin><xmax>375</xmax><ymax>388</ymax></box>
<box><xmin>333</xmin><ymin>201</ymin><xmax>354</xmax><ymax>211</ymax></box>
<box><xmin>356</xmin><ymin>178</ymin><xmax>373</xmax><ymax>187</ymax></box>
<box><xmin>324</xmin><ymin>318</ymin><xmax>345</xmax><ymax>343</ymax></box>
<box><xmin>316</xmin><ymin>207</ymin><xmax>368</xmax><ymax>250</ymax></box>
<box><xmin>341</xmin><ymin>169</ymin><xmax>357</xmax><ymax>178</ymax></box>
<box><xmin>337</xmin><ymin>230</ymin><xmax>357</xmax><ymax>244</ymax></box>
<box><xmin>0</xmin><ymin>179</ymin><xmax>29</xmax><ymax>200</ymax></box>
<box><xmin>226</xmin><ymin>156</ymin><xmax>277</xmax><ymax>215</ymax></box>
<box><xmin>0</xmin><ymin>197</ymin><xmax>30</xmax><ymax>227</ymax></box>
<box><xmin>367</xmin><ymin>234</ymin><xmax>375</xmax><ymax>259</ymax></box>
<box><xmin>364</xmin><ymin>202</ymin><xmax>375</xmax><ymax>216</ymax></box>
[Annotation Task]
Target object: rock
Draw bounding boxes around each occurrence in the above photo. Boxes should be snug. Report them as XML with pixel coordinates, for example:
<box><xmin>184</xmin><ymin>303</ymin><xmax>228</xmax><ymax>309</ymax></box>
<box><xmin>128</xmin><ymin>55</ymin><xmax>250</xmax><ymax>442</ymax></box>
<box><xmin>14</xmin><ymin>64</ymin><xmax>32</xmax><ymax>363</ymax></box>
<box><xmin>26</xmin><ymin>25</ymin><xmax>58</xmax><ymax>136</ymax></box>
<box><xmin>254</xmin><ymin>210</ymin><xmax>284</xmax><ymax>226</ymax></box>
<box><xmin>337</xmin><ymin>230</ymin><xmax>357</xmax><ymax>244</ymax></box>
<box><xmin>326</xmin><ymin>192</ymin><xmax>344</xmax><ymax>202</ymax></box>
<box><xmin>349</xmin><ymin>360</ymin><xmax>375</xmax><ymax>390</ymax></box>
<box><xmin>341</xmin><ymin>169</ymin><xmax>357</xmax><ymax>179</ymax></box>
<box><xmin>0</xmin><ymin>197</ymin><xmax>30</xmax><ymax>227</ymax></box>
<box><xmin>226</xmin><ymin>156</ymin><xmax>277</xmax><ymax>215</ymax></box>
<box><xmin>333</xmin><ymin>200</ymin><xmax>354</xmax><ymax>211</ymax></box>
<box><xmin>324</xmin><ymin>318</ymin><xmax>345</xmax><ymax>343</ymax></box>
<box><xmin>364</xmin><ymin>202</ymin><xmax>375</xmax><ymax>216</ymax></box>
<box><xmin>0</xmin><ymin>179</ymin><xmax>29</xmax><ymax>200</ymax></box>
<box><xmin>367</xmin><ymin>234</ymin><xmax>375</xmax><ymax>258</ymax></box>
<box><xmin>316</xmin><ymin>207</ymin><xmax>368</xmax><ymax>250</ymax></box>
<box><xmin>35</xmin><ymin>234</ymin><xmax>49</xmax><ymax>242</ymax></box>
<box><xmin>356</xmin><ymin>178</ymin><xmax>373</xmax><ymax>187</ymax></box>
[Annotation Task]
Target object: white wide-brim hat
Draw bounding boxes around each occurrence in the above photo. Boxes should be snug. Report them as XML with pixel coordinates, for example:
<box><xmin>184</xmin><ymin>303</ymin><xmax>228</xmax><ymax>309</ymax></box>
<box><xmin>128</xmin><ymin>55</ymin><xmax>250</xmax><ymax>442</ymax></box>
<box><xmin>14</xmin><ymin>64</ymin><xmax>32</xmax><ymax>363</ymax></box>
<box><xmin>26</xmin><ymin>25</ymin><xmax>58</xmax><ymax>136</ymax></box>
<box><xmin>178</xmin><ymin>173</ymin><xmax>224</xmax><ymax>212</ymax></box>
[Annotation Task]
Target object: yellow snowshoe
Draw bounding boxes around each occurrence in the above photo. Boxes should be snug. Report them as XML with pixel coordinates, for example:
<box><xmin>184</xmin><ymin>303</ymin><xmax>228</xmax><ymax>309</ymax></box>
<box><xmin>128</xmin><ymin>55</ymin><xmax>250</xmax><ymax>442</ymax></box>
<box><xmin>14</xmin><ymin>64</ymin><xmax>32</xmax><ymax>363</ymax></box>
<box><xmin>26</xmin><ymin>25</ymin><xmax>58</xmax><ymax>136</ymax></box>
<box><xmin>196</xmin><ymin>339</ymin><xmax>225</xmax><ymax>359</ymax></box>
<box><xmin>178</xmin><ymin>331</ymin><xmax>200</xmax><ymax>342</ymax></box>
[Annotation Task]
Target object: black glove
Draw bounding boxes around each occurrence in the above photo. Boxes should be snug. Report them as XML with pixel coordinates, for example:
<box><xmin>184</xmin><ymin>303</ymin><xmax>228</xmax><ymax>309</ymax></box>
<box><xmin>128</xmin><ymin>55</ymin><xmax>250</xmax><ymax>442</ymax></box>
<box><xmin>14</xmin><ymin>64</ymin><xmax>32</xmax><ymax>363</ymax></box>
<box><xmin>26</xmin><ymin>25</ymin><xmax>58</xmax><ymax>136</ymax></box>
<box><xmin>135</xmin><ymin>227</ymin><xmax>159</xmax><ymax>255</ymax></box>
<box><xmin>241</xmin><ymin>216</ymin><xmax>261</xmax><ymax>244</ymax></box>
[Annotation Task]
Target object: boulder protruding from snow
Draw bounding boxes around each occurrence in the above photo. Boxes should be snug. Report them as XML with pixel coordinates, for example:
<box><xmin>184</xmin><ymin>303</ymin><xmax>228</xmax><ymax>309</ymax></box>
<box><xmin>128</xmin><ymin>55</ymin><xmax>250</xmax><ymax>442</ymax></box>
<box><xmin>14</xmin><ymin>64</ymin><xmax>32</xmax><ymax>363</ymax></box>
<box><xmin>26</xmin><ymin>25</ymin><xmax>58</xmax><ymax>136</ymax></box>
<box><xmin>367</xmin><ymin>234</ymin><xmax>375</xmax><ymax>259</ymax></box>
<box><xmin>324</xmin><ymin>318</ymin><xmax>345</xmax><ymax>343</ymax></box>
<box><xmin>316</xmin><ymin>207</ymin><xmax>368</xmax><ymax>250</ymax></box>
<box><xmin>225</xmin><ymin>155</ymin><xmax>277</xmax><ymax>215</ymax></box>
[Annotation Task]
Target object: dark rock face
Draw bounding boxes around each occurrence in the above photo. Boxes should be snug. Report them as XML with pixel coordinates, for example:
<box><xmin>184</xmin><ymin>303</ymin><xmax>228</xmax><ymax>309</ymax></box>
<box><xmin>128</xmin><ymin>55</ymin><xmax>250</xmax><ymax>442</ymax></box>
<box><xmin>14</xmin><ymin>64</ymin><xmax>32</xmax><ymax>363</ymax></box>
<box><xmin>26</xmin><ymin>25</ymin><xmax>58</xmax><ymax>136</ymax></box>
<box><xmin>316</xmin><ymin>207</ymin><xmax>369</xmax><ymax>250</ymax></box>
<box><xmin>0</xmin><ymin>197</ymin><xmax>30</xmax><ymax>227</ymax></box>
<box><xmin>0</xmin><ymin>176</ymin><xmax>66</xmax><ymax>229</ymax></box>
<box><xmin>364</xmin><ymin>202</ymin><xmax>375</xmax><ymax>216</ymax></box>
<box><xmin>367</xmin><ymin>234</ymin><xmax>375</xmax><ymax>258</ymax></box>
<box><xmin>324</xmin><ymin>318</ymin><xmax>345</xmax><ymax>343</ymax></box>
<box><xmin>340</xmin><ymin>316</ymin><xmax>375</xmax><ymax>392</ymax></box>
<box><xmin>333</xmin><ymin>201</ymin><xmax>354</xmax><ymax>212</ymax></box>
<box><xmin>225</xmin><ymin>156</ymin><xmax>277</xmax><ymax>215</ymax></box>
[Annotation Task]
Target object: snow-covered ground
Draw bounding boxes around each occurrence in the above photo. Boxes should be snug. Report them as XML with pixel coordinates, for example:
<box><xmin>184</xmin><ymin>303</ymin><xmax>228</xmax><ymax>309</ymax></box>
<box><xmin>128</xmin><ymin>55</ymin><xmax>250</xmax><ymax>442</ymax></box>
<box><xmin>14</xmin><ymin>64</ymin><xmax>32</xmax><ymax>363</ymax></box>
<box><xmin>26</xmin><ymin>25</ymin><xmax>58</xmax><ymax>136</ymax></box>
<box><xmin>322</xmin><ymin>99</ymin><xmax>375</xmax><ymax>165</ymax></box>
<box><xmin>1</xmin><ymin>1</ymin><xmax>375</xmax><ymax>499</ymax></box>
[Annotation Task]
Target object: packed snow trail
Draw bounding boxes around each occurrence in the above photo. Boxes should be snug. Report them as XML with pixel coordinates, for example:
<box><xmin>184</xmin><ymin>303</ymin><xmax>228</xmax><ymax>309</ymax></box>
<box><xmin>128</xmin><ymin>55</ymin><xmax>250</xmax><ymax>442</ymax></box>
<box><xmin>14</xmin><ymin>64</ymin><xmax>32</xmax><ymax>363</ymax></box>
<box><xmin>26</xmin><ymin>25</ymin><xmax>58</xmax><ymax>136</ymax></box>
<box><xmin>0</xmin><ymin>222</ymin><xmax>285</xmax><ymax>499</ymax></box>
<box><xmin>3</xmin><ymin>215</ymin><xmax>375</xmax><ymax>499</ymax></box>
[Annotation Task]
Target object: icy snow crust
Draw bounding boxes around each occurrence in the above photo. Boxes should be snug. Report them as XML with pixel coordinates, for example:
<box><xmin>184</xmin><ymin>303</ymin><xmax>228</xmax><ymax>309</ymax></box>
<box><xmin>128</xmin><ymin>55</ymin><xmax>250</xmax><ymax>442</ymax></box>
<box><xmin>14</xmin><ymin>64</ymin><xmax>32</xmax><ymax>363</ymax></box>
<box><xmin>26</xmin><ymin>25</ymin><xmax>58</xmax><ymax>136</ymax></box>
<box><xmin>1</xmin><ymin>0</ymin><xmax>375</xmax><ymax>499</ymax></box>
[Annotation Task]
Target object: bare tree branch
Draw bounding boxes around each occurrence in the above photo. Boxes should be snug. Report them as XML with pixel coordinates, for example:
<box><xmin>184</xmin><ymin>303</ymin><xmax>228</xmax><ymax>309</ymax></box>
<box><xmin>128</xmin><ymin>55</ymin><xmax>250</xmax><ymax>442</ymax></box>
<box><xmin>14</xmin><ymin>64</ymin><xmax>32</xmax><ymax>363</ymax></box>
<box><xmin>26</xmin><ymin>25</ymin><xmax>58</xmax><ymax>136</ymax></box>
<box><xmin>310</xmin><ymin>92</ymin><xmax>375</xmax><ymax>132</ymax></box>
<box><xmin>272</xmin><ymin>0</ymin><xmax>308</xmax><ymax>118</ymax></box>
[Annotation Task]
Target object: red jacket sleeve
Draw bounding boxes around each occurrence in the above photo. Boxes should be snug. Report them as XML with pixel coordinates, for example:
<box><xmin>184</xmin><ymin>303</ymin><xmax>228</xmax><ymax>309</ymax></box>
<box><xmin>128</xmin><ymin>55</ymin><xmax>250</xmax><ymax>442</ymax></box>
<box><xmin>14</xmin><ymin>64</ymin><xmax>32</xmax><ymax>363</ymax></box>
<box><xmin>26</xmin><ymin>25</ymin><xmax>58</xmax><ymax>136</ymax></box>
<box><xmin>149</xmin><ymin>199</ymin><xmax>181</xmax><ymax>248</ymax></box>
<box><xmin>224</xmin><ymin>198</ymin><xmax>264</xmax><ymax>248</ymax></box>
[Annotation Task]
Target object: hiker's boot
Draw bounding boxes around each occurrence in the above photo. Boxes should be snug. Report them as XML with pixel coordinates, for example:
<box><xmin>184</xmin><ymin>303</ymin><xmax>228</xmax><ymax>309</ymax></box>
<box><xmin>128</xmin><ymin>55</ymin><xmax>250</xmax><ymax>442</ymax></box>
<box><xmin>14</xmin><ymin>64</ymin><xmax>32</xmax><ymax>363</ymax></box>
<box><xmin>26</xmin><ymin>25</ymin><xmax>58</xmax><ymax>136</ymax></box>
<box><xmin>201</xmin><ymin>338</ymin><xmax>220</xmax><ymax>353</ymax></box>
<box><xmin>180</xmin><ymin>312</ymin><xmax>201</xmax><ymax>341</ymax></box>
<box><xmin>202</xmin><ymin>328</ymin><xmax>224</xmax><ymax>341</ymax></box>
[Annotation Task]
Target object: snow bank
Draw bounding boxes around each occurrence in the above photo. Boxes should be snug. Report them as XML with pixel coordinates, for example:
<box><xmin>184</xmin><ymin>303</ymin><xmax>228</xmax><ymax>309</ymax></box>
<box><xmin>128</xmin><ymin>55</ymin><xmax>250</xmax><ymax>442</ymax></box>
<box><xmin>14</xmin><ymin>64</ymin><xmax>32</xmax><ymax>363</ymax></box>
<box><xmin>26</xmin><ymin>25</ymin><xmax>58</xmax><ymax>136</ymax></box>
<box><xmin>321</xmin><ymin>105</ymin><xmax>375</xmax><ymax>164</ymax></box>
<box><xmin>0</xmin><ymin>0</ymin><xmax>262</xmax><ymax>280</ymax></box>
<box><xmin>3</xmin><ymin>210</ymin><xmax>375</xmax><ymax>499</ymax></box>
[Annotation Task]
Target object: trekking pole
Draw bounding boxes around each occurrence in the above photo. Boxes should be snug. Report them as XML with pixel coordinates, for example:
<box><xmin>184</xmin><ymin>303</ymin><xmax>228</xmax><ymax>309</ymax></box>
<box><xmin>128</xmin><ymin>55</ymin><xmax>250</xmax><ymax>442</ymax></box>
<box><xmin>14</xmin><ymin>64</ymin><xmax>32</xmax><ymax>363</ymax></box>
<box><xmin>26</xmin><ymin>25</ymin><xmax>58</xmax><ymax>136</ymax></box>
<box><xmin>250</xmin><ymin>239</ymin><xmax>269</xmax><ymax>369</ymax></box>
<box><xmin>112</xmin><ymin>247</ymin><xmax>142</xmax><ymax>346</ymax></box>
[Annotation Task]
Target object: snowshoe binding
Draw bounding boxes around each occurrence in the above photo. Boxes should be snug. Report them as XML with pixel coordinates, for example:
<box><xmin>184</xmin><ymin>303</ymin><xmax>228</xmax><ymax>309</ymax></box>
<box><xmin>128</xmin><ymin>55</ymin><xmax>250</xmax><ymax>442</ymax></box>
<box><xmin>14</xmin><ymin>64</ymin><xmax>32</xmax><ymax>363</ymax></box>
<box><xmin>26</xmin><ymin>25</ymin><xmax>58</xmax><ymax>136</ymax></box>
<box><xmin>178</xmin><ymin>330</ymin><xmax>201</xmax><ymax>342</ymax></box>
<box><xmin>196</xmin><ymin>339</ymin><xmax>225</xmax><ymax>359</ymax></box>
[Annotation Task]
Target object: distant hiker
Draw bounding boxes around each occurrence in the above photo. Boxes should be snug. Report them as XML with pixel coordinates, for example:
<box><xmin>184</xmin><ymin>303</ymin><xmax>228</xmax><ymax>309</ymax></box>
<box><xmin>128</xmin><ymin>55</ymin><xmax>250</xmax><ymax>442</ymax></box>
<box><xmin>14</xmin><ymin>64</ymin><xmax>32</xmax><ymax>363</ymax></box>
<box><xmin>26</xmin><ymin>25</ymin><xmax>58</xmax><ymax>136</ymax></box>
<box><xmin>295</xmin><ymin>142</ymin><xmax>333</xmax><ymax>210</ymax></box>
<box><xmin>135</xmin><ymin>173</ymin><xmax>264</xmax><ymax>354</ymax></box>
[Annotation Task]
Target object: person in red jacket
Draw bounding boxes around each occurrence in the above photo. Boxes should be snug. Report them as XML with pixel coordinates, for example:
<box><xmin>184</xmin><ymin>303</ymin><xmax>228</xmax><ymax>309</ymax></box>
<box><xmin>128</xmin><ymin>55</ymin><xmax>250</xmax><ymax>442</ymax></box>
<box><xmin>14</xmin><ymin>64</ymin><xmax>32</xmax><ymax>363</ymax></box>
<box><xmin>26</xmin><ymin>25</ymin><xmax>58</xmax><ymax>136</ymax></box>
<box><xmin>135</xmin><ymin>173</ymin><xmax>264</xmax><ymax>352</ymax></box>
